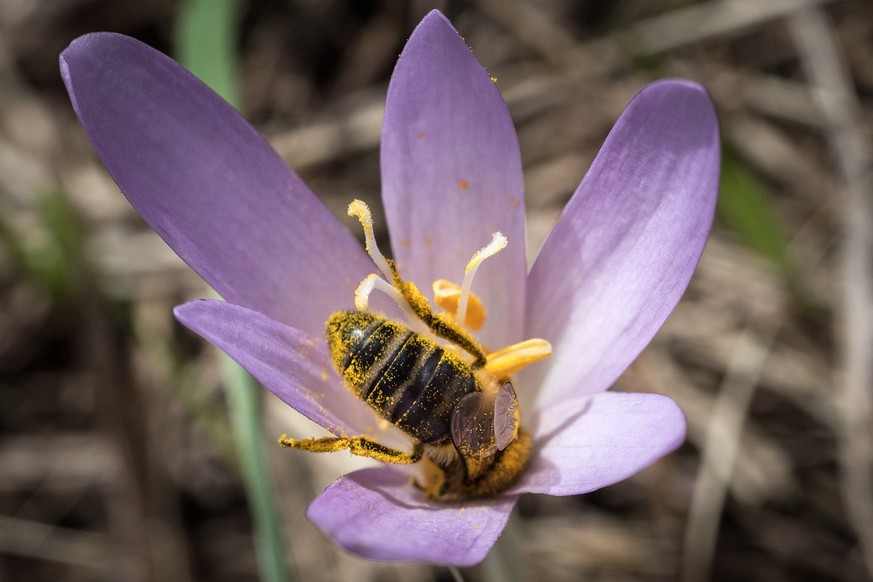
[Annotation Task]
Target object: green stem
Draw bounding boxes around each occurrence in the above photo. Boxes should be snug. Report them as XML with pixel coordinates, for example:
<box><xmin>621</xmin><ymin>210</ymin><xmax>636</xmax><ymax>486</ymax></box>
<box><xmin>221</xmin><ymin>357</ymin><xmax>292</xmax><ymax>582</ymax></box>
<box><xmin>481</xmin><ymin>513</ymin><xmax>527</xmax><ymax>582</ymax></box>
<box><xmin>174</xmin><ymin>0</ymin><xmax>292</xmax><ymax>580</ymax></box>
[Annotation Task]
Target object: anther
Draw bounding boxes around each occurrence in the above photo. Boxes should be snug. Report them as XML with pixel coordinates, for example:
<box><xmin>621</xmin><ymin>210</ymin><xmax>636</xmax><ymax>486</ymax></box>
<box><xmin>484</xmin><ymin>338</ymin><xmax>553</xmax><ymax>378</ymax></box>
<box><xmin>433</xmin><ymin>279</ymin><xmax>486</xmax><ymax>331</ymax></box>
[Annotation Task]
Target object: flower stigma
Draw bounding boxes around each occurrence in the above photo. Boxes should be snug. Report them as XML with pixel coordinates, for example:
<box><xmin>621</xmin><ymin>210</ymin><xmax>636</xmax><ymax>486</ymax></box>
<box><xmin>280</xmin><ymin>199</ymin><xmax>552</xmax><ymax>500</ymax></box>
<box><xmin>457</xmin><ymin>231</ymin><xmax>506</xmax><ymax>327</ymax></box>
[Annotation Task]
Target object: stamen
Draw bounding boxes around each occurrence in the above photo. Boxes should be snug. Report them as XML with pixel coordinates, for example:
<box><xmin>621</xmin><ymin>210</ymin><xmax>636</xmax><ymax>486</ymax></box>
<box><xmin>457</xmin><ymin>232</ymin><xmax>508</xmax><ymax>327</ymax></box>
<box><xmin>397</xmin><ymin>278</ymin><xmax>488</xmax><ymax>367</ymax></box>
<box><xmin>433</xmin><ymin>279</ymin><xmax>486</xmax><ymax>331</ymax></box>
<box><xmin>355</xmin><ymin>274</ymin><xmax>429</xmax><ymax>334</ymax></box>
<box><xmin>484</xmin><ymin>338</ymin><xmax>553</xmax><ymax>379</ymax></box>
<box><xmin>348</xmin><ymin>199</ymin><xmax>393</xmax><ymax>281</ymax></box>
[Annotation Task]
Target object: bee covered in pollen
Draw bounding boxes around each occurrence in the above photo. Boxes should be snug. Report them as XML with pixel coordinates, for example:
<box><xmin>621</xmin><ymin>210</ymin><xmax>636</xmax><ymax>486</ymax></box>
<box><xmin>279</xmin><ymin>200</ymin><xmax>552</xmax><ymax>500</ymax></box>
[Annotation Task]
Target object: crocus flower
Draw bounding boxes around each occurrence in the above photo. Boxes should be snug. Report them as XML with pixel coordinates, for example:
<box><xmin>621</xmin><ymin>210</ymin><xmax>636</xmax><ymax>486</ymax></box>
<box><xmin>61</xmin><ymin>10</ymin><xmax>719</xmax><ymax>566</ymax></box>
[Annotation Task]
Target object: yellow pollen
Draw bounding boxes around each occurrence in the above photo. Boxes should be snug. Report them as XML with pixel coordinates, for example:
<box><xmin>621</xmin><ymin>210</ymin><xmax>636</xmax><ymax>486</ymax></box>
<box><xmin>463</xmin><ymin>429</ymin><xmax>531</xmax><ymax>498</ymax></box>
<box><xmin>484</xmin><ymin>338</ymin><xmax>553</xmax><ymax>378</ymax></box>
<box><xmin>459</xmin><ymin>179</ymin><xmax>469</xmax><ymax>190</ymax></box>
<box><xmin>279</xmin><ymin>434</ymin><xmax>422</xmax><ymax>464</ymax></box>
<box><xmin>395</xmin><ymin>277</ymin><xmax>487</xmax><ymax>367</ymax></box>
<box><xmin>290</xmin><ymin>198</ymin><xmax>554</xmax><ymax>502</ymax></box>
<box><xmin>348</xmin><ymin>199</ymin><xmax>393</xmax><ymax>280</ymax></box>
<box><xmin>433</xmin><ymin>279</ymin><xmax>486</xmax><ymax>331</ymax></box>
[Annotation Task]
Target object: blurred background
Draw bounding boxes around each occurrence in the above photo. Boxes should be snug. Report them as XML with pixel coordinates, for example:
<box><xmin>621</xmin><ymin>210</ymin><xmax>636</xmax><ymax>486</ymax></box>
<box><xmin>1</xmin><ymin>0</ymin><xmax>872</xmax><ymax>580</ymax></box>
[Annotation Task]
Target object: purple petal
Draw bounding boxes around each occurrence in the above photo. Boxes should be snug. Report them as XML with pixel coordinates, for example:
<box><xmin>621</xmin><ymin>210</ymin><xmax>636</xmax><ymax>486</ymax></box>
<box><xmin>61</xmin><ymin>33</ymin><xmax>372</xmax><ymax>337</ymax></box>
<box><xmin>525</xmin><ymin>80</ymin><xmax>719</xmax><ymax>408</ymax></box>
<box><xmin>173</xmin><ymin>299</ymin><xmax>401</xmax><ymax>439</ymax></box>
<box><xmin>308</xmin><ymin>467</ymin><xmax>517</xmax><ymax>565</ymax></box>
<box><xmin>381</xmin><ymin>11</ymin><xmax>527</xmax><ymax>347</ymax></box>
<box><xmin>511</xmin><ymin>391</ymin><xmax>686</xmax><ymax>496</ymax></box>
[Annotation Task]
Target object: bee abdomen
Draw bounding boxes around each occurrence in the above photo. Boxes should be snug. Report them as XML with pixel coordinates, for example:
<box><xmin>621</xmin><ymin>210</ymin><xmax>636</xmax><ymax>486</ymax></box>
<box><xmin>395</xmin><ymin>347</ymin><xmax>477</xmax><ymax>443</ymax></box>
<box><xmin>330</xmin><ymin>313</ymin><xmax>412</xmax><ymax>397</ymax></box>
<box><xmin>326</xmin><ymin>311</ymin><xmax>478</xmax><ymax>444</ymax></box>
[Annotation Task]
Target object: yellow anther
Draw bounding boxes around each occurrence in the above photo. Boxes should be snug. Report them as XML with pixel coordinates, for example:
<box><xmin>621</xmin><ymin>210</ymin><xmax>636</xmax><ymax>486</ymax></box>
<box><xmin>433</xmin><ymin>279</ymin><xmax>486</xmax><ymax>331</ymax></box>
<box><xmin>484</xmin><ymin>338</ymin><xmax>553</xmax><ymax>379</ymax></box>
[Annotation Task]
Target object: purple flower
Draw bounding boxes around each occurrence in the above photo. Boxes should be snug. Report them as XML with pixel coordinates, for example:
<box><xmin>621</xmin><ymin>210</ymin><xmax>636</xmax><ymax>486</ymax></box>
<box><xmin>61</xmin><ymin>10</ymin><xmax>719</xmax><ymax>566</ymax></box>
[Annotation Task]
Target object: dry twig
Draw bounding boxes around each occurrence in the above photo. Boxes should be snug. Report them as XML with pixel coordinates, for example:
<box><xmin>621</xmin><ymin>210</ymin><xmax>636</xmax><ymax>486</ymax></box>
<box><xmin>681</xmin><ymin>323</ymin><xmax>777</xmax><ymax>582</ymax></box>
<box><xmin>789</xmin><ymin>7</ymin><xmax>873</xmax><ymax>576</ymax></box>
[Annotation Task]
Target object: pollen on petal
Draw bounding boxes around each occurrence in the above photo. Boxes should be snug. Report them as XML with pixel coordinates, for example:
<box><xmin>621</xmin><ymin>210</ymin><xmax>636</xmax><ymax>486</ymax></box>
<box><xmin>459</xmin><ymin>179</ymin><xmax>469</xmax><ymax>190</ymax></box>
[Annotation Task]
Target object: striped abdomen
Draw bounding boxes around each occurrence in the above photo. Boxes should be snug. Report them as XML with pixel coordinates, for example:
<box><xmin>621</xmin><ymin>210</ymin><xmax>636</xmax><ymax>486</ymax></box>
<box><xmin>326</xmin><ymin>311</ymin><xmax>478</xmax><ymax>444</ymax></box>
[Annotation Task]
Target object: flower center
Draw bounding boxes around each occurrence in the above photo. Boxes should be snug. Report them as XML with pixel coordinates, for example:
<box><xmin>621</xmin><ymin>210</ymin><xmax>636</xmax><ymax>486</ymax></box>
<box><xmin>281</xmin><ymin>200</ymin><xmax>551</xmax><ymax>500</ymax></box>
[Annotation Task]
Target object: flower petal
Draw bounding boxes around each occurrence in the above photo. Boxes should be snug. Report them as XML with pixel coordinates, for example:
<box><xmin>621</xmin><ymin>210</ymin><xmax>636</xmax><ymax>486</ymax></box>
<box><xmin>173</xmin><ymin>299</ymin><xmax>400</xmax><ymax>440</ymax></box>
<box><xmin>525</xmin><ymin>80</ymin><xmax>719</xmax><ymax>407</ymax></box>
<box><xmin>381</xmin><ymin>10</ymin><xmax>526</xmax><ymax>346</ymax></box>
<box><xmin>61</xmin><ymin>33</ymin><xmax>372</xmax><ymax>337</ymax></box>
<box><xmin>511</xmin><ymin>391</ymin><xmax>686</xmax><ymax>496</ymax></box>
<box><xmin>308</xmin><ymin>467</ymin><xmax>517</xmax><ymax>565</ymax></box>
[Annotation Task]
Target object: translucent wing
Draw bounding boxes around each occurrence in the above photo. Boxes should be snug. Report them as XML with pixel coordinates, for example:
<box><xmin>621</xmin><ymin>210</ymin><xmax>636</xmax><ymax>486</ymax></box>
<box><xmin>494</xmin><ymin>382</ymin><xmax>520</xmax><ymax>451</ymax></box>
<box><xmin>450</xmin><ymin>382</ymin><xmax>520</xmax><ymax>458</ymax></box>
<box><xmin>450</xmin><ymin>391</ymin><xmax>498</xmax><ymax>458</ymax></box>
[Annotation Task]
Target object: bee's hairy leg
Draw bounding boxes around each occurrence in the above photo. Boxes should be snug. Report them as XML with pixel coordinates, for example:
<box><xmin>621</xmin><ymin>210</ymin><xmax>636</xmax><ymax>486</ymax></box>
<box><xmin>278</xmin><ymin>434</ymin><xmax>423</xmax><ymax>464</ymax></box>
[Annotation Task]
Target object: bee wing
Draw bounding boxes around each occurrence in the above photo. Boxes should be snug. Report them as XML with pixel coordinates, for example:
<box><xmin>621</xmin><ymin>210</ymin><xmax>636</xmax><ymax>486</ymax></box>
<box><xmin>494</xmin><ymin>382</ymin><xmax>520</xmax><ymax>451</ymax></box>
<box><xmin>450</xmin><ymin>391</ymin><xmax>498</xmax><ymax>458</ymax></box>
<box><xmin>451</xmin><ymin>382</ymin><xmax>521</xmax><ymax>458</ymax></box>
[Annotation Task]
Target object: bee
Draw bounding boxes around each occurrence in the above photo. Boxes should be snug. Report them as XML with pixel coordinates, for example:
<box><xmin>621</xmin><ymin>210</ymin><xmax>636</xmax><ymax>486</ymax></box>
<box><xmin>278</xmin><ymin>199</ymin><xmax>546</xmax><ymax>500</ymax></box>
<box><xmin>321</xmin><ymin>310</ymin><xmax>526</xmax><ymax>499</ymax></box>
<box><xmin>326</xmin><ymin>311</ymin><xmax>515</xmax><ymax>446</ymax></box>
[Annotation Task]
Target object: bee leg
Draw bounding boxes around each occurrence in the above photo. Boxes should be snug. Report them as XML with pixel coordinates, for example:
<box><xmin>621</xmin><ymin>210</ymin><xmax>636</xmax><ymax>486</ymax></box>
<box><xmin>278</xmin><ymin>435</ymin><xmax>423</xmax><ymax>464</ymax></box>
<box><xmin>412</xmin><ymin>455</ymin><xmax>466</xmax><ymax>500</ymax></box>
